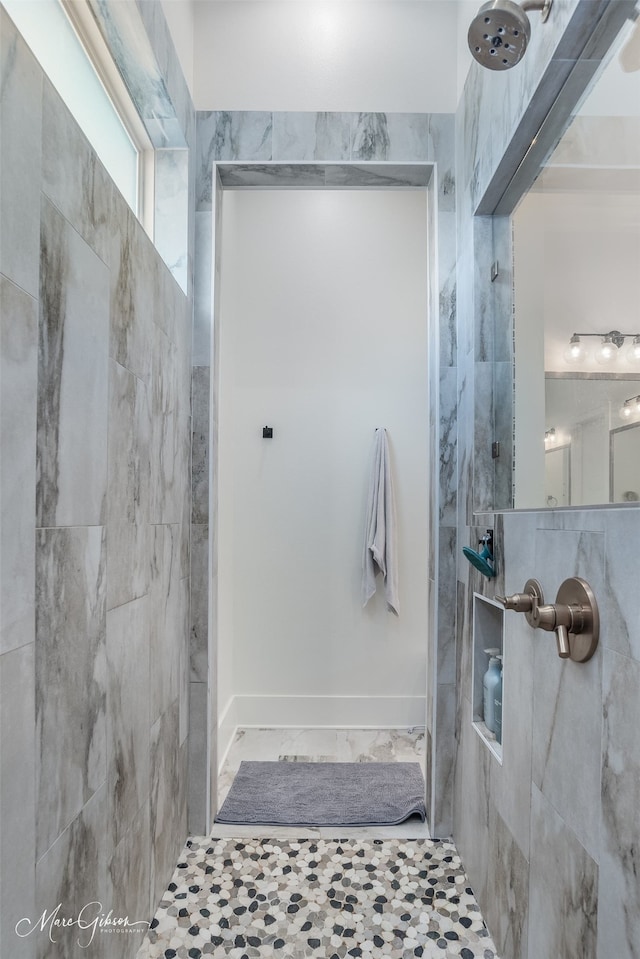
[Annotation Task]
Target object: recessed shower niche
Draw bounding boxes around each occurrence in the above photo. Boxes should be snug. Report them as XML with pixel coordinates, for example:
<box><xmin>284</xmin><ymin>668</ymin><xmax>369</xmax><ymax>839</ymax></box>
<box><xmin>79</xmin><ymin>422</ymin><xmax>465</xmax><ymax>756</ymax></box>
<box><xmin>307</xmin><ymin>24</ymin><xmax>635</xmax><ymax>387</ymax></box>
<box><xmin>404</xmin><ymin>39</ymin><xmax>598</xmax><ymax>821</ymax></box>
<box><xmin>472</xmin><ymin>593</ymin><xmax>505</xmax><ymax>762</ymax></box>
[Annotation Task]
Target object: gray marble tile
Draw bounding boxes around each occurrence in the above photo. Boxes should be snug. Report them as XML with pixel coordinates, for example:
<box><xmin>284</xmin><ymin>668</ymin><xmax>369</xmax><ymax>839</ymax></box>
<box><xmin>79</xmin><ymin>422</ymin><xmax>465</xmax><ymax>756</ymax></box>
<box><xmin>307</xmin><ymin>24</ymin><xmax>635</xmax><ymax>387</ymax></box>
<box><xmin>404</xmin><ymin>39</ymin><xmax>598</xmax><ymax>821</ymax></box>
<box><xmin>106</xmin><ymin>596</ymin><xmax>150</xmax><ymax>847</ymax></box>
<box><xmin>154</xmin><ymin>148</ymin><xmax>189</xmax><ymax>293</ymax></box>
<box><xmin>108</xmin><ymin>203</ymin><xmax>155</xmax><ymax>386</ymax></box>
<box><xmin>35</xmin><ymin>526</ymin><xmax>107</xmax><ymax>860</ymax></box>
<box><xmin>134</xmin><ymin>0</ymin><xmax>193</xmax><ymax>145</ymax></box>
<box><xmin>149</xmin><ymin>525</ymin><xmax>187</xmax><ymax>725</ymax></box>
<box><xmin>491</xmin><ymin>216</ymin><xmax>514</xmax><ymax>364</ymax></box>
<box><xmin>491</xmin><ymin>598</ymin><xmax>534</xmax><ymax>860</ymax></box>
<box><xmin>384</xmin><ymin>113</ymin><xmax>432</xmax><ymax>162</ymax></box>
<box><xmin>601</xmin><ymin>508</ymin><xmax>640</xmax><ymax>663</ymax></box>
<box><xmin>439</xmin><ymin>266</ymin><xmax>457</xmax><ymax>371</ymax></box>
<box><xmin>107</xmin><ymin>360</ymin><xmax>150</xmax><ymax>611</ymax></box>
<box><xmin>109</xmin><ymin>801</ymin><xmax>152</xmax><ymax>959</ymax></box>
<box><xmin>531</xmin><ymin>528</ymin><xmax>604</xmax><ymax>861</ymax></box>
<box><xmin>178</xmin><ymin>576</ymin><xmax>190</xmax><ymax>750</ymax></box>
<box><xmin>439</xmin><ymin>368</ymin><xmax>458</xmax><ymax>527</ymax></box>
<box><xmin>35</xmin><ymin>784</ymin><xmax>112</xmax><ymax>959</ymax></box>
<box><xmin>323</xmin><ymin>163</ymin><xmax>431</xmax><ymax>188</ymax></box>
<box><xmin>37</xmin><ymin>198</ymin><xmax>109</xmax><ymax>529</ymax></box>
<box><xmin>598</xmin><ymin>649</ymin><xmax>640</xmax><ymax>959</ymax></box>
<box><xmin>0</xmin><ymin>277</ymin><xmax>37</xmax><ymax>655</ymax></box>
<box><xmin>189</xmin><ymin>524</ymin><xmax>209</xmax><ymax>684</ymax></box>
<box><xmin>191</xmin><ymin>367</ymin><xmax>210</xmax><ymax>525</ymax></box>
<box><xmin>0</xmin><ymin>9</ymin><xmax>42</xmax><ymax>298</ymax></box>
<box><xmin>456</xmin><ymin>578</ymin><xmax>471</xmax><ymax>709</ymax></box>
<box><xmin>217</xmin><ymin>162</ymin><xmax>326</xmax><ymax>188</ymax></box>
<box><xmin>0</xmin><ymin>643</ymin><xmax>36</xmax><ymax>959</ymax></box>
<box><xmin>351</xmin><ymin>113</ymin><xmax>390</xmax><ymax>160</ymax></box>
<box><xmin>149</xmin><ymin>326</ymin><xmax>180</xmax><ymax>526</ymax></box>
<box><xmin>187</xmin><ymin>681</ymin><xmax>208</xmax><ymax>836</ymax></box>
<box><xmin>473</xmin><ymin>362</ymin><xmax>496</xmax><ymax>513</ymax></box>
<box><xmin>41</xmin><ymin>80</ymin><xmax>113</xmax><ymax>266</ymax></box>
<box><xmin>437</xmin><ymin>528</ymin><xmax>457</xmax><ymax>686</ymax></box>
<box><xmin>437</xmin><ymin>211</ymin><xmax>457</xmax><ymax>294</ymax></box>
<box><xmin>473</xmin><ymin>216</ymin><xmax>495</xmax><ymax>364</ymax></box>
<box><xmin>272</xmin><ymin>112</ymin><xmax>351</xmax><ymax>161</ymax></box>
<box><xmin>150</xmin><ymin>702</ymin><xmax>187</xmax><ymax>915</ymax></box>
<box><xmin>197</xmin><ymin>111</ymin><xmax>272</xmax><ymax>208</ymax></box>
<box><xmin>485</xmin><ymin>807</ymin><xmax>529</xmax><ymax>959</ymax></box>
<box><xmin>455</xmin><ymin>238</ymin><xmax>474</xmax><ymax>361</ymax></box>
<box><xmin>87</xmin><ymin>0</ymin><xmax>186</xmax><ymax>150</ymax></box>
<box><xmin>529</xmin><ymin>783</ymin><xmax>598</xmax><ymax>959</ymax></box>
<box><xmin>494</xmin><ymin>361</ymin><xmax>514</xmax><ymax>510</ymax></box>
<box><xmin>432</xmin><ymin>682</ymin><xmax>456</xmax><ymax>840</ymax></box>
<box><xmin>453</xmin><ymin>711</ymin><xmax>493</xmax><ymax>908</ymax></box>
<box><xmin>193</xmin><ymin>211</ymin><xmax>213</xmax><ymax>366</ymax></box>
<box><xmin>428</xmin><ymin>114</ymin><xmax>456</xmax><ymax>211</ymax></box>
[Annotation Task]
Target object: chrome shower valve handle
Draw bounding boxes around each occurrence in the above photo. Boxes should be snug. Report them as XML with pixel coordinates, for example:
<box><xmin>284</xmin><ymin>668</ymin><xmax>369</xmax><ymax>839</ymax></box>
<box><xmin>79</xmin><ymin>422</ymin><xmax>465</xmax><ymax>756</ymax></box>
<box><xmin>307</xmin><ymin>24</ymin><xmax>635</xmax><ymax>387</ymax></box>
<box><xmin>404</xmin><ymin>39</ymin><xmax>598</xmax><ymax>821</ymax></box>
<box><xmin>495</xmin><ymin>578</ymin><xmax>544</xmax><ymax>628</ymax></box>
<box><xmin>530</xmin><ymin>602</ymin><xmax>573</xmax><ymax>658</ymax></box>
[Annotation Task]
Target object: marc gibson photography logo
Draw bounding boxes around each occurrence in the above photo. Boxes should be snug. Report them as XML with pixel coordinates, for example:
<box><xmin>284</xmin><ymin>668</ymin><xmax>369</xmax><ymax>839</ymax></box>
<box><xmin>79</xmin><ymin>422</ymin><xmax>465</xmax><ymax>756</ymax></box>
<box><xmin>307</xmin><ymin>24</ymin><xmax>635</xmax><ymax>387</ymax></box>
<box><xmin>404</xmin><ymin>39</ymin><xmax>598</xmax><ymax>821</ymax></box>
<box><xmin>15</xmin><ymin>901</ymin><xmax>150</xmax><ymax>948</ymax></box>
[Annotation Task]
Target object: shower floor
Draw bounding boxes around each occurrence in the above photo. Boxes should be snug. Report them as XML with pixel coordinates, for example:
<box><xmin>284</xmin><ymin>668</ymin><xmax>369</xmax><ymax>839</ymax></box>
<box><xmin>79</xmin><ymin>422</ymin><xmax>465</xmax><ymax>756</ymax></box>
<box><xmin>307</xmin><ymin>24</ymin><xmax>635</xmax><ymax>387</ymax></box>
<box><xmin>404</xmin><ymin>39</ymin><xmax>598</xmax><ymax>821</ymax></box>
<box><xmin>137</xmin><ymin>728</ymin><xmax>497</xmax><ymax>959</ymax></box>
<box><xmin>215</xmin><ymin>726</ymin><xmax>429</xmax><ymax>840</ymax></box>
<box><xmin>136</xmin><ymin>729</ymin><xmax>500</xmax><ymax>959</ymax></box>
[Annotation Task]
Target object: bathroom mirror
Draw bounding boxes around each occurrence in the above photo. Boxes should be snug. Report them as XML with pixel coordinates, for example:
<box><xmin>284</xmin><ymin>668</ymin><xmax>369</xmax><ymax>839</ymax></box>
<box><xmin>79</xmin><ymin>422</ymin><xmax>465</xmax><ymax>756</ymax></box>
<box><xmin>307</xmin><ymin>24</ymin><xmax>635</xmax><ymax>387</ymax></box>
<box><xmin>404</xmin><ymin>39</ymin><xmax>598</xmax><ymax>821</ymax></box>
<box><xmin>511</xmin><ymin>12</ymin><xmax>640</xmax><ymax>509</ymax></box>
<box><xmin>611</xmin><ymin>423</ymin><xmax>640</xmax><ymax>503</ymax></box>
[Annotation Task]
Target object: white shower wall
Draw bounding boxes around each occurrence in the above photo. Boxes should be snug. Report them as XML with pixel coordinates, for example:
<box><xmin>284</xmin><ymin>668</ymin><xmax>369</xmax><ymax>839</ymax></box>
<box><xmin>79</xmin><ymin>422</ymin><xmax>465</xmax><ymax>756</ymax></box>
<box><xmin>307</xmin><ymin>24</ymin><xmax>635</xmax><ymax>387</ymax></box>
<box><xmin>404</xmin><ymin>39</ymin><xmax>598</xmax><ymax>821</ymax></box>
<box><xmin>217</xmin><ymin>189</ymin><xmax>429</xmax><ymax>747</ymax></box>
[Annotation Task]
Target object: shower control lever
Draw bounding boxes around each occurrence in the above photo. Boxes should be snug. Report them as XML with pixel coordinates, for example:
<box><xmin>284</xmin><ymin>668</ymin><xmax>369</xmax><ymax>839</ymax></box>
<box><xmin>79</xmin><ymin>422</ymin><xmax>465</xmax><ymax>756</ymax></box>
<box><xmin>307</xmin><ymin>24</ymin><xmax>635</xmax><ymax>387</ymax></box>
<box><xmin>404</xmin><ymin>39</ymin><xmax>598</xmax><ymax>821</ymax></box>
<box><xmin>529</xmin><ymin>603</ymin><xmax>573</xmax><ymax>658</ymax></box>
<box><xmin>495</xmin><ymin>578</ymin><xmax>544</xmax><ymax>628</ymax></box>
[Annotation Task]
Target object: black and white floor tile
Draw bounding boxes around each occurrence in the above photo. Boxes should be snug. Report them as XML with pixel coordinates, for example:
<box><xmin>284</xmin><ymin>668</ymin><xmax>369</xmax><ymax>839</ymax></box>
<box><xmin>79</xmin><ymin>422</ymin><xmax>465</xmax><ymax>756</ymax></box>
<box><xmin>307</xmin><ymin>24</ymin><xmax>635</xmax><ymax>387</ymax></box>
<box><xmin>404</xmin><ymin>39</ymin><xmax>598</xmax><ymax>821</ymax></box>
<box><xmin>136</xmin><ymin>836</ymin><xmax>498</xmax><ymax>959</ymax></box>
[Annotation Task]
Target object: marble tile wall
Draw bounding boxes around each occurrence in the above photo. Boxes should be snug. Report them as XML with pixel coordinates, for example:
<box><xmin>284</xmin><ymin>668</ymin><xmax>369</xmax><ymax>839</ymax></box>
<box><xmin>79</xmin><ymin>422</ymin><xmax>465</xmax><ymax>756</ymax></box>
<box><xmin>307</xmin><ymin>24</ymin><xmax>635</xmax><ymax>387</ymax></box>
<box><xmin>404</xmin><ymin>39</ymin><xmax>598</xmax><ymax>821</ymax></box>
<box><xmin>192</xmin><ymin>109</ymin><xmax>458</xmax><ymax>837</ymax></box>
<box><xmin>454</xmin><ymin>2</ymin><xmax>640</xmax><ymax>957</ymax></box>
<box><xmin>0</xmin><ymin>6</ymin><xmax>193</xmax><ymax>958</ymax></box>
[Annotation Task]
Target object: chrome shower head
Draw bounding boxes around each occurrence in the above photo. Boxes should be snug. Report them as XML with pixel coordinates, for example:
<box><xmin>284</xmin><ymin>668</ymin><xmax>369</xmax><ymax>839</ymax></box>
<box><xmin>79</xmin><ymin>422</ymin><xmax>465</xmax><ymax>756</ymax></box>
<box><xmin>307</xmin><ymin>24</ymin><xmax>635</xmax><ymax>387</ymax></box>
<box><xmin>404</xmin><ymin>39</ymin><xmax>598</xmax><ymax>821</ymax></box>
<box><xmin>468</xmin><ymin>0</ymin><xmax>552</xmax><ymax>71</ymax></box>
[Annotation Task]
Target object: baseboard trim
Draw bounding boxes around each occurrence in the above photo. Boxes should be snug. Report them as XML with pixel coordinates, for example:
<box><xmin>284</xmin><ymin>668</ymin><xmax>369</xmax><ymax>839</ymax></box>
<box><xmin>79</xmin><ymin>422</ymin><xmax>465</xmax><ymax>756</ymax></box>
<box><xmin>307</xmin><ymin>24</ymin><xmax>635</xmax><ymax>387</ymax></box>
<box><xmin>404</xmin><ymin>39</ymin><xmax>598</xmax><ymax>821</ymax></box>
<box><xmin>217</xmin><ymin>694</ymin><xmax>425</xmax><ymax>771</ymax></box>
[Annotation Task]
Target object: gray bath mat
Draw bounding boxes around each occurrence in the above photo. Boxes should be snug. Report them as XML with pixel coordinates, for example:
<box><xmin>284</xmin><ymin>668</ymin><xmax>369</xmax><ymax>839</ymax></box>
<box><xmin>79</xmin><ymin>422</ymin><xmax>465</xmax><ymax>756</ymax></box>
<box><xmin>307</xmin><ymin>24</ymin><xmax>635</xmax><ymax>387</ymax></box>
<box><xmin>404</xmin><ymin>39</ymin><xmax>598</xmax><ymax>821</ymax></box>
<box><xmin>215</xmin><ymin>761</ymin><xmax>426</xmax><ymax>826</ymax></box>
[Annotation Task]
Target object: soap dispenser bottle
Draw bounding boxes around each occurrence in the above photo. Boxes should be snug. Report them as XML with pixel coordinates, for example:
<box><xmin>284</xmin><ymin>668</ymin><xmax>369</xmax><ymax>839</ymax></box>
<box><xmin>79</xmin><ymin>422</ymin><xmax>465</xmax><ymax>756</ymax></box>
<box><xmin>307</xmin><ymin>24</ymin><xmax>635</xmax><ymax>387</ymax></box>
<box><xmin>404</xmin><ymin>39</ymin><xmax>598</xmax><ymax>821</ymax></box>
<box><xmin>483</xmin><ymin>649</ymin><xmax>501</xmax><ymax>733</ymax></box>
<box><xmin>493</xmin><ymin>655</ymin><xmax>503</xmax><ymax>745</ymax></box>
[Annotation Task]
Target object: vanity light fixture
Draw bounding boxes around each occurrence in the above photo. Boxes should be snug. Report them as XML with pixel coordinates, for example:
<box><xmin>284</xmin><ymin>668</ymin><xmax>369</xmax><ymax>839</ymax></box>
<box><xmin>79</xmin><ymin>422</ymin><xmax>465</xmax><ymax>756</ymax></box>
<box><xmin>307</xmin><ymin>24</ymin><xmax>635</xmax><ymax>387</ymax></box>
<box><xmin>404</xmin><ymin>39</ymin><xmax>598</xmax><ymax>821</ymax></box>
<box><xmin>544</xmin><ymin>428</ymin><xmax>557</xmax><ymax>445</ymax></box>
<box><xmin>619</xmin><ymin>395</ymin><xmax>640</xmax><ymax>421</ymax></box>
<box><xmin>563</xmin><ymin>330</ymin><xmax>640</xmax><ymax>366</ymax></box>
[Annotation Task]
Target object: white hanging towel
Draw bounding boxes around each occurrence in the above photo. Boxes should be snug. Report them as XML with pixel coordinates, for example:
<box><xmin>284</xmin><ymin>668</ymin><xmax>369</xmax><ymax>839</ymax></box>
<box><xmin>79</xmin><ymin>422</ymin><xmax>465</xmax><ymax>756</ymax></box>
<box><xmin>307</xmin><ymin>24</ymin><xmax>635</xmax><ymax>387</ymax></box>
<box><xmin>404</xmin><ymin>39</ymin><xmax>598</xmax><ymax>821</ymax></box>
<box><xmin>362</xmin><ymin>428</ymin><xmax>399</xmax><ymax>616</ymax></box>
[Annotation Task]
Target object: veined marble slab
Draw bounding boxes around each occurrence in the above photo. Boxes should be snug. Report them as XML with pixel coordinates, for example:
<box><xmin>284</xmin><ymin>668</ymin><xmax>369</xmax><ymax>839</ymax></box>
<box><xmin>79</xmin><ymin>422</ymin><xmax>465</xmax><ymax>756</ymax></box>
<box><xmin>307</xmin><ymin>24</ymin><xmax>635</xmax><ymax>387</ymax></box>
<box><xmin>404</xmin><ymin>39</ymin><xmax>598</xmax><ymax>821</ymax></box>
<box><xmin>37</xmin><ymin>198</ymin><xmax>109</xmax><ymax>529</ymax></box>
<box><xmin>0</xmin><ymin>277</ymin><xmax>37</xmax><ymax>656</ymax></box>
<box><xmin>87</xmin><ymin>0</ymin><xmax>186</xmax><ymax>148</ymax></box>
<box><xmin>216</xmin><ymin>162</ymin><xmax>433</xmax><ymax>190</ymax></box>
<box><xmin>0</xmin><ymin>7</ymin><xmax>42</xmax><ymax>298</ymax></box>
<box><xmin>35</xmin><ymin>526</ymin><xmax>107</xmax><ymax>859</ymax></box>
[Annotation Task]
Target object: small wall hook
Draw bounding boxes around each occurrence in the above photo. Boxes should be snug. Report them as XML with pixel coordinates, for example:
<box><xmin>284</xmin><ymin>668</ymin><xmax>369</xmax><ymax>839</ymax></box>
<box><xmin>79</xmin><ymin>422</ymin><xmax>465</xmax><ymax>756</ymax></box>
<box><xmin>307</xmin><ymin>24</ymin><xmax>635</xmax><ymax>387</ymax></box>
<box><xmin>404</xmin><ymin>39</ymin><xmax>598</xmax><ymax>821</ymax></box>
<box><xmin>262</xmin><ymin>426</ymin><xmax>273</xmax><ymax>439</ymax></box>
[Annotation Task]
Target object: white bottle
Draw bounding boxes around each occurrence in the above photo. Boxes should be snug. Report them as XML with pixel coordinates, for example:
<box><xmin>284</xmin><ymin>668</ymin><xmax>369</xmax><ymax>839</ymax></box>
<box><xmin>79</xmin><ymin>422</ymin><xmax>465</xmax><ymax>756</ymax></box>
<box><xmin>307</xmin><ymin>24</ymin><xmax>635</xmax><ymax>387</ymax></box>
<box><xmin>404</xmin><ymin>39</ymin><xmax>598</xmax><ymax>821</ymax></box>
<box><xmin>483</xmin><ymin>648</ymin><xmax>501</xmax><ymax>733</ymax></box>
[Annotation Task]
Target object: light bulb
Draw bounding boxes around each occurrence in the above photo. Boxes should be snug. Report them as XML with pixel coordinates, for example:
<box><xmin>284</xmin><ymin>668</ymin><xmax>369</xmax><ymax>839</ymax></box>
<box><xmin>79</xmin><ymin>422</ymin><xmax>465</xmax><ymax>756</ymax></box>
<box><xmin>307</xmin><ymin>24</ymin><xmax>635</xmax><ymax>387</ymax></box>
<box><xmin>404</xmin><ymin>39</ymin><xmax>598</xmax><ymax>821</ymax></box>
<box><xmin>563</xmin><ymin>334</ymin><xmax>586</xmax><ymax>364</ymax></box>
<box><xmin>596</xmin><ymin>335</ymin><xmax>619</xmax><ymax>365</ymax></box>
<box><xmin>625</xmin><ymin>335</ymin><xmax>640</xmax><ymax>365</ymax></box>
<box><xmin>620</xmin><ymin>401</ymin><xmax>633</xmax><ymax>420</ymax></box>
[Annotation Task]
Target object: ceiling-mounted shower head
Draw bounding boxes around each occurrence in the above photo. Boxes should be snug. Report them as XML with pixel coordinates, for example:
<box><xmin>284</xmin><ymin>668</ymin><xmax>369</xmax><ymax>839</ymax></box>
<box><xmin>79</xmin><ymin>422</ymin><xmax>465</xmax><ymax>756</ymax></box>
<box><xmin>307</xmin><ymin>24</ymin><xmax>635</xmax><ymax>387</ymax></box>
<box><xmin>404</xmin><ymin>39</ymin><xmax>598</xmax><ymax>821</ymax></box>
<box><xmin>468</xmin><ymin>0</ymin><xmax>552</xmax><ymax>71</ymax></box>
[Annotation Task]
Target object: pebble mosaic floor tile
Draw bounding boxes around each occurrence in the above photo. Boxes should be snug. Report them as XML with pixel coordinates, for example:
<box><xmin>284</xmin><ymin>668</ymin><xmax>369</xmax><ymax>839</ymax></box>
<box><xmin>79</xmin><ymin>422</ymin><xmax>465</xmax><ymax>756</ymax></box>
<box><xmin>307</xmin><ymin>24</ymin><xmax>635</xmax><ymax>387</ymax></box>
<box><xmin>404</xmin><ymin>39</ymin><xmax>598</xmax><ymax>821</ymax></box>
<box><xmin>136</xmin><ymin>837</ymin><xmax>499</xmax><ymax>959</ymax></box>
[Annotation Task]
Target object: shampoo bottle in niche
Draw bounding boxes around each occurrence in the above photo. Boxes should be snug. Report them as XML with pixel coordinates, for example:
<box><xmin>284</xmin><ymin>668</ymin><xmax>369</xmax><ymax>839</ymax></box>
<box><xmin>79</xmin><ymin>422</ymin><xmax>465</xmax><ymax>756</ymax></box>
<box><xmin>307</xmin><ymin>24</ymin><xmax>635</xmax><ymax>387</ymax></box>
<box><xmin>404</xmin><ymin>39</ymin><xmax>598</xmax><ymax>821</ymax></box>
<box><xmin>494</xmin><ymin>655</ymin><xmax>503</xmax><ymax>745</ymax></box>
<box><xmin>483</xmin><ymin>648</ymin><xmax>501</xmax><ymax>734</ymax></box>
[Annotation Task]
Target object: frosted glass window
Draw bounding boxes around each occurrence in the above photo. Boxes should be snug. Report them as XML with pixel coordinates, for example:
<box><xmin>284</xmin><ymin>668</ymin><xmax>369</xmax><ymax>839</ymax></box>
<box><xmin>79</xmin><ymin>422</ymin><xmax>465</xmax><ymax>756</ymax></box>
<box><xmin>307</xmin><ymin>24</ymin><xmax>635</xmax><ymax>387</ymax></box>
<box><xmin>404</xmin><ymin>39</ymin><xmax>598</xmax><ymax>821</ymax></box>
<box><xmin>3</xmin><ymin>0</ymin><xmax>138</xmax><ymax>211</ymax></box>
